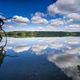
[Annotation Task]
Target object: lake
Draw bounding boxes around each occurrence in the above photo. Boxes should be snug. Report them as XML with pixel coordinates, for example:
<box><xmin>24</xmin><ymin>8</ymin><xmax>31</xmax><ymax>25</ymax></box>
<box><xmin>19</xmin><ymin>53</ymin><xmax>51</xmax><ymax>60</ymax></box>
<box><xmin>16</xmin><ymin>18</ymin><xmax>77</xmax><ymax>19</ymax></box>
<box><xmin>0</xmin><ymin>37</ymin><xmax>80</xmax><ymax>80</ymax></box>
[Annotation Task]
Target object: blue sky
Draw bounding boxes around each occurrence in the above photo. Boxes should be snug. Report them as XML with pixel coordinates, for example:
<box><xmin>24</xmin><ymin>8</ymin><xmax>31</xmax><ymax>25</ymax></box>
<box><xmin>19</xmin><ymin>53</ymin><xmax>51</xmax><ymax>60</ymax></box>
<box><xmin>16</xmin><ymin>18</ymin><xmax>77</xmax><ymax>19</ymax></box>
<box><xmin>0</xmin><ymin>0</ymin><xmax>56</xmax><ymax>18</ymax></box>
<box><xmin>0</xmin><ymin>0</ymin><xmax>80</xmax><ymax>32</ymax></box>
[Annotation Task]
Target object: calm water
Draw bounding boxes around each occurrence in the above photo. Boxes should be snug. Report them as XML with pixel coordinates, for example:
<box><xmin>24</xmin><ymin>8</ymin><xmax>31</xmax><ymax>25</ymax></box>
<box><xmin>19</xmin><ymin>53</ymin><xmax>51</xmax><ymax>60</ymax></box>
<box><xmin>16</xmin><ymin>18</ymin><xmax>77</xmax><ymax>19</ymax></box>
<box><xmin>0</xmin><ymin>37</ymin><xmax>80</xmax><ymax>80</ymax></box>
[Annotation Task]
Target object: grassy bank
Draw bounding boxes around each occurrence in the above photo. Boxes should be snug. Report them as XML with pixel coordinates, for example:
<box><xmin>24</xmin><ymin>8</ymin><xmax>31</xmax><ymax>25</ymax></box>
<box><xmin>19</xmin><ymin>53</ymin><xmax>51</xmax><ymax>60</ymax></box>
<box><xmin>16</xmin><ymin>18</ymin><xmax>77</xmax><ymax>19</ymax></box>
<box><xmin>0</xmin><ymin>31</ymin><xmax>80</xmax><ymax>37</ymax></box>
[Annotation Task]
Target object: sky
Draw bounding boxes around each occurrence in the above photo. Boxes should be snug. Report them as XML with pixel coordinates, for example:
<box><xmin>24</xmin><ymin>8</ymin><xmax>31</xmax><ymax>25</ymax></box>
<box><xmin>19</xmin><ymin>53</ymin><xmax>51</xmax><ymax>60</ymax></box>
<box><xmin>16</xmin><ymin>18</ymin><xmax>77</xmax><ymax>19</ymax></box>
<box><xmin>0</xmin><ymin>0</ymin><xmax>80</xmax><ymax>32</ymax></box>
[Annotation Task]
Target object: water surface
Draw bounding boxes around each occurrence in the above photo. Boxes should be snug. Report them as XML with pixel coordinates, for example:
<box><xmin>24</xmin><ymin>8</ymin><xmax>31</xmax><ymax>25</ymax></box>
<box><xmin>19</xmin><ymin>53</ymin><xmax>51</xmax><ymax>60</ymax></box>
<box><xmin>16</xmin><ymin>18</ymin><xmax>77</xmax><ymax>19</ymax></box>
<box><xmin>0</xmin><ymin>37</ymin><xmax>80</xmax><ymax>80</ymax></box>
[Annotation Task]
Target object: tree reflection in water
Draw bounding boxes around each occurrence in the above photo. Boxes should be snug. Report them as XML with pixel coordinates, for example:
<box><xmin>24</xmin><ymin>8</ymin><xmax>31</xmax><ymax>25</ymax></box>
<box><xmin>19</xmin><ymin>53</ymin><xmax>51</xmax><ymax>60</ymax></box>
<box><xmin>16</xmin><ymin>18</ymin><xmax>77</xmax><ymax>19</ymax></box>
<box><xmin>0</xmin><ymin>47</ymin><xmax>6</xmax><ymax>67</ymax></box>
<box><xmin>0</xmin><ymin>32</ymin><xmax>18</xmax><ymax>67</ymax></box>
<box><xmin>0</xmin><ymin>18</ymin><xmax>7</xmax><ymax>67</ymax></box>
<box><xmin>0</xmin><ymin>18</ymin><xmax>17</xmax><ymax>67</ymax></box>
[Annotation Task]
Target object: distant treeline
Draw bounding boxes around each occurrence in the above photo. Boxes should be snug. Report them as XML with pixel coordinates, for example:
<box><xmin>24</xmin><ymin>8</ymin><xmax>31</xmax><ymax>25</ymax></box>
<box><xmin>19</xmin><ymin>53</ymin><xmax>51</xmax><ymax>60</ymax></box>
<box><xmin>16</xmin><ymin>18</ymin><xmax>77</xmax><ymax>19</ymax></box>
<box><xmin>0</xmin><ymin>31</ymin><xmax>80</xmax><ymax>37</ymax></box>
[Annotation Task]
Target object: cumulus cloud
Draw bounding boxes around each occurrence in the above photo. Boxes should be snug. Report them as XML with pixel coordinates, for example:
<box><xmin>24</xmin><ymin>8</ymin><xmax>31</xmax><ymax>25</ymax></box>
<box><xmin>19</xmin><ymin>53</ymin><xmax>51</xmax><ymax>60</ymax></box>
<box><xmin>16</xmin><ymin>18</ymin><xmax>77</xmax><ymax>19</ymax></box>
<box><xmin>31</xmin><ymin>16</ymin><xmax>48</xmax><ymax>25</ymax></box>
<box><xmin>67</xmin><ymin>13</ymin><xmax>80</xmax><ymax>21</ymax></box>
<box><xmin>48</xmin><ymin>4</ymin><xmax>59</xmax><ymax>14</ymax></box>
<box><xmin>50</xmin><ymin>19</ymin><xmax>65</xmax><ymax>27</ymax></box>
<box><xmin>48</xmin><ymin>0</ymin><xmax>80</xmax><ymax>14</ymax></box>
<box><xmin>34</xmin><ymin>12</ymin><xmax>46</xmax><ymax>17</ymax></box>
<box><xmin>1</xmin><ymin>0</ymin><xmax>80</xmax><ymax>32</ymax></box>
<box><xmin>12</xmin><ymin>15</ymin><xmax>30</xmax><ymax>24</ymax></box>
<box><xmin>47</xmin><ymin>0</ymin><xmax>80</xmax><ymax>21</ymax></box>
<box><xmin>63</xmin><ymin>24</ymin><xmax>80</xmax><ymax>32</ymax></box>
<box><xmin>31</xmin><ymin>12</ymin><xmax>48</xmax><ymax>25</ymax></box>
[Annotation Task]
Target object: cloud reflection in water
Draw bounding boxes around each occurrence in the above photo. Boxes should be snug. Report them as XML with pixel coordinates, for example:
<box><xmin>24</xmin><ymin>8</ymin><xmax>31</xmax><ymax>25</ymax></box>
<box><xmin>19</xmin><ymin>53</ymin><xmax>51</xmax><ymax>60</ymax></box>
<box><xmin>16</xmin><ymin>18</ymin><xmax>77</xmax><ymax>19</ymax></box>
<box><xmin>1</xmin><ymin>37</ymin><xmax>80</xmax><ymax>80</ymax></box>
<box><xmin>5</xmin><ymin>37</ymin><xmax>80</xmax><ymax>69</ymax></box>
<box><xmin>13</xmin><ymin>45</ymin><xmax>30</xmax><ymax>53</ymax></box>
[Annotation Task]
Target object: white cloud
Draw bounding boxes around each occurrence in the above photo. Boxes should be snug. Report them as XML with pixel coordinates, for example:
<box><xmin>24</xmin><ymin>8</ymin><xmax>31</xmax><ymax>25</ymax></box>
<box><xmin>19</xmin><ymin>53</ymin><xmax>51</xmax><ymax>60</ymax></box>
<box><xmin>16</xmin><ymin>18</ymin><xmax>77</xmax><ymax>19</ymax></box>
<box><xmin>65</xmin><ymin>19</ymin><xmax>73</xmax><ymax>24</ymax></box>
<box><xmin>48</xmin><ymin>0</ymin><xmax>80</xmax><ymax>14</ymax></box>
<box><xmin>50</xmin><ymin>19</ymin><xmax>65</xmax><ymax>27</ymax></box>
<box><xmin>63</xmin><ymin>24</ymin><xmax>80</xmax><ymax>32</ymax></box>
<box><xmin>12</xmin><ymin>15</ymin><xmax>30</xmax><ymax>24</ymax></box>
<box><xmin>31</xmin><ymin>12</ymin><xmax>48</xmax><ymax>25</ymax></box>
<box><xmin>47</xmin><ymin>0</ymin><xmax>80</xmax><ymax>21</ymax></box>
<box><xmin>48</xmin><ymin>4</ymin><xmax>59</xmax><ymax>14</ymax></box>
<box><xmin>34</xmin><ymin>12</ymin><xmax>46</xmax><ymax>17</ymax></box>
<box><xmin>31</xmin><ymin>16</ymin><xmax>48</xmax><ymax>25</ymax></box>
<box><xmin>1</xmin><ymin>0</ymin><xmax>80</xmax><ymax>32</ymax></box>
<box><xmin>67</xmin><ymin>13</ymin><xmax>80</xmax><ymax>21</ymax></box>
